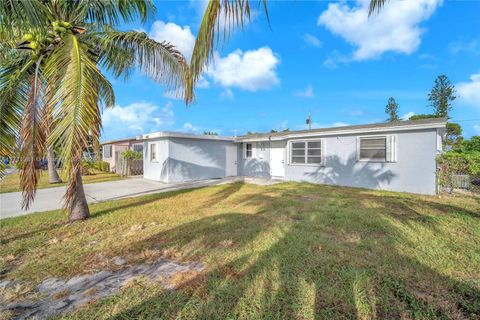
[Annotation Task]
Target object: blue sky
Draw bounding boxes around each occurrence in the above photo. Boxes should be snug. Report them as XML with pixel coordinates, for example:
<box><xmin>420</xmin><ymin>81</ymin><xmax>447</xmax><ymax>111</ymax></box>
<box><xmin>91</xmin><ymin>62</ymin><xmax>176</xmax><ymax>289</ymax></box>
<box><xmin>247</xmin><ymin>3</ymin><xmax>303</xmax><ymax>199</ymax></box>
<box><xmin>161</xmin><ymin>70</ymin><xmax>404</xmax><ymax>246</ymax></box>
<box><xmin>101</xmin><ymin>0</ymin><xmax>480</xmax><ymax>141</ymax></box>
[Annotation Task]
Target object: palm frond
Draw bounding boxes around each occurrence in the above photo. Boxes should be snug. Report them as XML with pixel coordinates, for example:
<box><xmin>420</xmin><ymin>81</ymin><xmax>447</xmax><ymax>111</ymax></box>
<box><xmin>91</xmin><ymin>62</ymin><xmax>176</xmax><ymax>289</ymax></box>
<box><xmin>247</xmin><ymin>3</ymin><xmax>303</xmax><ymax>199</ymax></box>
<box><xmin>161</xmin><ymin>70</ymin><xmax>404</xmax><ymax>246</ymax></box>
<box><xmin>73</xmin><ymin>0</ymin><xmax>154</xmax><ymax>28</ymax></box>
<box><xmin>187</xmin><ymin>0</ymin><xmax>269</xmax><ymax>102</ymax></box>
<box><xmin>92</xmin><ymin>29</ymin><xmax>188</xmax><ymax>101</ymax></box>
<box><xmin>0</xmin><ymin>56</ymin><xmax>34</xmax><ymax>178</ymax></box>
<box><xmin>18</xmin><ymin>57</ymin><xmax>46</xmax><ymax>209</ymax></box>
<box><xmin>45</xmin><ymin>32</ymin><xmax>105</xmax><ymax>212</ymax></box>
<box><xmin>368</xmin><ymin>0</ymin><xmax>387</xmax><ymax>16</ymax></box>
<box><xmin>0</xmin><ymin>0</ymin><xmax>49</xmax><ymax>33</ymax></box>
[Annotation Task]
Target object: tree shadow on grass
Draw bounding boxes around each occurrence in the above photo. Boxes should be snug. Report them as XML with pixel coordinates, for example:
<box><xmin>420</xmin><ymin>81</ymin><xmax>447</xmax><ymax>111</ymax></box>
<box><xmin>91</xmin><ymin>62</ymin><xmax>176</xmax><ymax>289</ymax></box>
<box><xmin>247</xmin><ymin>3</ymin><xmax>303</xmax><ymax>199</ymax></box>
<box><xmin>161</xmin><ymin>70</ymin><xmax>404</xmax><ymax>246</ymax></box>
<box><xmin>93</xmin><ymin>184</ymin><xmax>480</xmax><ymax>320</ymax></box>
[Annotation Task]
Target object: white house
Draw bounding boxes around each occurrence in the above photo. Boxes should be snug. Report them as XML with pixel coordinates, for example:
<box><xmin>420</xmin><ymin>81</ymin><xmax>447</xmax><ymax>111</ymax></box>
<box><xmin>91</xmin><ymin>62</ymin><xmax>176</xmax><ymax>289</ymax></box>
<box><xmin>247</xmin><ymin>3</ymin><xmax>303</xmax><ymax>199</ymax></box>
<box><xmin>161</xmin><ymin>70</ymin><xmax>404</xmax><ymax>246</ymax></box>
<box><xmin>137</xmin><ymin>118</ymin><xmax>447</xmax><ymax>195</ymax></box>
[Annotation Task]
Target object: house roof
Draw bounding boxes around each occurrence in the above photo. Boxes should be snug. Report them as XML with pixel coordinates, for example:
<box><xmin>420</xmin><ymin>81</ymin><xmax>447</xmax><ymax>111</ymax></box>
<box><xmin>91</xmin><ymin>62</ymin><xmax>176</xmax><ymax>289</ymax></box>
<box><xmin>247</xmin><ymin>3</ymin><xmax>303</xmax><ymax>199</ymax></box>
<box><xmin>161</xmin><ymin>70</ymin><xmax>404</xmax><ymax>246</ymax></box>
<box><xmin>100</xmin><ymin>137</ymin><xmax>139</xmax><ymax>145</ymax></box>
<box><xmin>137</xmin><ymin>131</ymin><xmax>235</xmax><ymax>141</ymax></box>
<box><xmin>235</xmin><ymin>117</ymin><xmax>448</xmax><ymax>142</ymax></box>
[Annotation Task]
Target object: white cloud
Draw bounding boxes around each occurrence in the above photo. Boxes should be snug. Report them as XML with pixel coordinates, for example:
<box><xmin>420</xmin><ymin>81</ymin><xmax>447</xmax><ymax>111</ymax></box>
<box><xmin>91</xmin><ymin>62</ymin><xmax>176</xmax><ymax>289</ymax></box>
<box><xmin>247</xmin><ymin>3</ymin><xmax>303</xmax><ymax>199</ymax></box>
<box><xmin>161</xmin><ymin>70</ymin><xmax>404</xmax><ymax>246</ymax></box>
<box><xmin>449</xmin><ymin>38</ymin><xmax>480</xmax><ymax>55</ymax></box>
<box><xmin>206</xmin><ymin>47</ymin><xmax>280</xmax><ymax>91</ymax></box>
<box><xmin>183</xmin><ymin>122</ymin><xmax>198</xmax><ymax>132</ymax></box>
<box><xmin>303</xmin><ymin>33</ymin><xmax>322</xmax><ymax>48</ymax></box>
<box><xmin>401</xmin><ymin>111</ymin><xmax>416</xmax><ymax>120</ymax></box>
<box><xmin>333</xmin><ymin>122</ymin><xmax>349</xmax><ymax>127</ymax></box>
<box><xmin>149</xmin><ymin>21</ymin><xmax>195</xmax><ymax>60</ymax></box>
<box><xmin>318</xmin><ymin>0</ymin><xmax>442</xmax><ymax>60</ymax></box>
<box><xmin>293</xmin><ymin>85</ymin><xmax>314</xmax><ymax>98</ymax></box>
<box><xmin>102</xmin><ymin>101</ymin><xmax>174</xmax><ymax>135</ymax></box>
<box><xmin>457</xmin><ymin>72</ymin><xmax>480</xmax><ymax>108</ymax></box>
<box><xmin>196</xmin><ymin>75</ymin><xmax>210</xmax><ymax>89</ymax></box>
<box><xmin>220</xmin><ymin>88</ymin><xmax>234</xmax><ymax>100</ymax></box>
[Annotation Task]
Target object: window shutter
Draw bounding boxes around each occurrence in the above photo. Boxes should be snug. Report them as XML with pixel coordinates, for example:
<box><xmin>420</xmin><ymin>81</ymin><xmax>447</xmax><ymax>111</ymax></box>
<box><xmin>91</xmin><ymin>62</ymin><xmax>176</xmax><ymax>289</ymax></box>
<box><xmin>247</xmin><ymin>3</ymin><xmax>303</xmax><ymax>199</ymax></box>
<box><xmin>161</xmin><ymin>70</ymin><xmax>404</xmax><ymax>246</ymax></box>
<box><xmin>356</xmin><ymin>137</ymin><xmax>360</xmax><ymax>161</ymax></box>
<box><xmin>386</xmin><ymin>135</ymin><xmax>397</xmax><ymax>162</ymax></box>
<box><xmin>243</xmin><ymin>143</ymin><xmax>246</xmax><ymax>160</ymax></box>
<box><xmin>321</xmin><ymin>138</ymin><xmax>326</xmax><ymax>165</ymax></box>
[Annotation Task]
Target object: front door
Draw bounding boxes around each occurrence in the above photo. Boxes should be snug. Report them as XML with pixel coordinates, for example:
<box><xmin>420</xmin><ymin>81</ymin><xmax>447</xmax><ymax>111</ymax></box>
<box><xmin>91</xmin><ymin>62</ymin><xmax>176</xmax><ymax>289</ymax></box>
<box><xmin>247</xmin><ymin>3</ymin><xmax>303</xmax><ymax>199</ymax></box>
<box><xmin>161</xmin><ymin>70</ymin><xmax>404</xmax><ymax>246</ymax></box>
<box><xmin>225</xmin><ymin>144</ymin><xmax>238</xmax><ymax>177</ymax></box>
<box><xmin>270</xmin><ymin>141</ymin><xmax>285</xmax><ymax>178</ymax></box>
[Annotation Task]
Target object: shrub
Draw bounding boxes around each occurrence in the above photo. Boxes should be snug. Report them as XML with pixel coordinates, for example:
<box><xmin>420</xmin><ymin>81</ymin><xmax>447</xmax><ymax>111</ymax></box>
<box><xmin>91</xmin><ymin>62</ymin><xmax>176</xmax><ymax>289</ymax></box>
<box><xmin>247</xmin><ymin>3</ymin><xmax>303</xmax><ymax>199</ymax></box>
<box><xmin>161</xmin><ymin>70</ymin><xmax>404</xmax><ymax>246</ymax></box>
<box><xmin>437</xmin><ymin>151</ymin><xmax>480</xmax><ymax>192</ymax></box>
<box><xmin>94</xmin><ymin>160</ymin><xmax>110</xmax><ymax>172</ymax></box>
<box><xmin>121</xmin><ymin>149</ymin><xmax>142</xmax><ymax>160</ymax></box>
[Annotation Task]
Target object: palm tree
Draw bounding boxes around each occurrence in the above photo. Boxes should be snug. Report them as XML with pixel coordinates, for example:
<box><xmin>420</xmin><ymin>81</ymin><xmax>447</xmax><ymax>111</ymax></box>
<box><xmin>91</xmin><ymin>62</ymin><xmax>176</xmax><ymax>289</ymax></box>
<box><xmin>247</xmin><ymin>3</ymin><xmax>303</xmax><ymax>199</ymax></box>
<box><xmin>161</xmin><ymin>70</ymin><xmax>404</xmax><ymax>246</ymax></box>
<box><xmin>0</xmin><ymin>0</ymin><xmax>189</xmax><ymax>221</ymax></box>
<box><xmin>368</xmin><ymin>0</ymin><xmax>387</xmax><ymax>16</ymax></box>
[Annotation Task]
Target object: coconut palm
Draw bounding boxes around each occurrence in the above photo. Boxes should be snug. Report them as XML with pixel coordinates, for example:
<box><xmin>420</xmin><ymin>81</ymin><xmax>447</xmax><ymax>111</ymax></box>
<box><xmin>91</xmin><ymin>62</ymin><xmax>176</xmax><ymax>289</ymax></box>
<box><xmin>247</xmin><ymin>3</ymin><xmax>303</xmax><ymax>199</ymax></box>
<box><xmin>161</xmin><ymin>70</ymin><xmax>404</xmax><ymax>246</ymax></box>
<box><xmin>0</xmin><ymin>0</ymin><xmax>189</xmax><ymax>221</ymax></box>
<box><xmin>187</xmin><ymin>0</ymin><xmax>269</xmax><ymax>99</ymax></box>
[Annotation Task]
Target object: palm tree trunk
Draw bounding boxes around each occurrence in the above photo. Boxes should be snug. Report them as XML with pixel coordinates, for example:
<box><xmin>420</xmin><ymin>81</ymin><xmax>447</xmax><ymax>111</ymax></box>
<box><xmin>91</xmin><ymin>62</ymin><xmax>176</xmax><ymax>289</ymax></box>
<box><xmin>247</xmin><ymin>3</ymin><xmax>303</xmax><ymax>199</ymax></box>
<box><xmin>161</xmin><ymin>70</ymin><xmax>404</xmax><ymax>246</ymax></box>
<box><xmin>68</xmin><ymin>170</ymin><xmax>90</xmax><ymax>221</ymax></box>
<box><xmin>47</xmin><ymin>146</ymin><xmax>62</xmax><ymax>183</ymax></box>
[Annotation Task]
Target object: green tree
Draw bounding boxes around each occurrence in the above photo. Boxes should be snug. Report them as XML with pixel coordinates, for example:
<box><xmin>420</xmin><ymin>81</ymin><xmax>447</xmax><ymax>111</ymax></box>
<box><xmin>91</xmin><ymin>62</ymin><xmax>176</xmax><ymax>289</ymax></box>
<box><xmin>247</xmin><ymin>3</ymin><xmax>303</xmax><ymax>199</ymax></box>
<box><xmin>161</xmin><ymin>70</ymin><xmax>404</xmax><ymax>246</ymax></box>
<box><xmin>461</xmin><ymin>136</ymin><xmax>480</xmax><ymax>152</ymax></box>
<box><xmin>409</xmin><ymin>114</ymin><xmax>437</xmax><ymax>120</ymax></box>
<box><xmin>445</xmin><ymin>123</ymin><xmax>463</xmax><ymax>149</ymax></box>
<box><xmin>4</xmin><ymin>0</ymin><xmax>387</xmax><ymax>221</ymax></box>
<box><xmin>0</xmin><ymin>1</ymin><xmax>189</xmax><ymax>221</ymax></box>
<box><xmin>428</xmin><ymin>75</ymin><xmax>456</xmax><ymax>118</ymax></box>
<box><xmin>385</xmin><ymin>97</ymin><xmax>400</xmax><ymax>122</ymax></box>
<box><xmin>203</xmin><ymin>131</ymin><xmax>219</xmax><ymax>136</ymax></box>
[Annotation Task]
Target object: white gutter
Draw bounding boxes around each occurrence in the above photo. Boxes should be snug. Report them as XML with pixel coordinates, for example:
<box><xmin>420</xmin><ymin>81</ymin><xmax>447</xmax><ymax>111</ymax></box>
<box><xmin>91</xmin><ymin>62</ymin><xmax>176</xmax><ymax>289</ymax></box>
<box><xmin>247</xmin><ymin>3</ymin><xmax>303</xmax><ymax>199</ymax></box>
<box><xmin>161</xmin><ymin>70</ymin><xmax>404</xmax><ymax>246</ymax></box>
<box><xmin>136</xmin><ymin>131</ymin><xmax>235</xmax><ymax>142</ymax></box>
<box><xmin>235</xmin><ymin>122</ymin><xmax>447</xmax><ymax>142</ymax></box>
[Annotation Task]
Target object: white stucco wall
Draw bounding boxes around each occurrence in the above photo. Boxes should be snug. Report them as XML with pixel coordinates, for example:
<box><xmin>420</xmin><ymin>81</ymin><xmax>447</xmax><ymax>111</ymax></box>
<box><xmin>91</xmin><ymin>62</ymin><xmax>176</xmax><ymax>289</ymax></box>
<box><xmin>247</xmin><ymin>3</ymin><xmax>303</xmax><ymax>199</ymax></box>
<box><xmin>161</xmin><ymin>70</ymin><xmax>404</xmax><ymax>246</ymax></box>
<box><xmin>143</xmin><ymin>137</ymin><xmax>237</xmax><ymax>183</ymax></box>
<box><xmin>239</xmin><ymin>128</ymin><xmax>439</xmax><ymax>195</ymax></box>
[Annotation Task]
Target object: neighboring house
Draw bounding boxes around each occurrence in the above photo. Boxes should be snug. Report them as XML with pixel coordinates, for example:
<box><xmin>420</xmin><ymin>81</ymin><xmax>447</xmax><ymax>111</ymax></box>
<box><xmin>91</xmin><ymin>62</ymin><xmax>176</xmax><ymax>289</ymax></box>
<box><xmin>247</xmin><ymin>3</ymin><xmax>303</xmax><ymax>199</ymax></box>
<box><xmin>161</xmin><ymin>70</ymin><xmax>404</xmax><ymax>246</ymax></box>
<box><xmin>138</xmin><ymin>118</ymin><xmax>447</xmax><ymax>195</ymax></box>
<box><xmin>100</xmin><ymin>138</ymin><xmax>144</xmax><ymax>172</ymax></box>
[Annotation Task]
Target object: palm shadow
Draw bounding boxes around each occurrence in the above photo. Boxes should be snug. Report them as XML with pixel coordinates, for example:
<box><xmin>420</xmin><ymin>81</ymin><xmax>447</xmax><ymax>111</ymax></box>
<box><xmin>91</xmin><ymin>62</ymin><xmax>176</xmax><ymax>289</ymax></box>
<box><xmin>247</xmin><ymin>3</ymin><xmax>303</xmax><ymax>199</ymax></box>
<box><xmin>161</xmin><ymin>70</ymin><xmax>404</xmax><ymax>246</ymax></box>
<box><xmin>101</xmin><ymin>183</ymin><xmax>480</xmax><ymax>319</ymax></box>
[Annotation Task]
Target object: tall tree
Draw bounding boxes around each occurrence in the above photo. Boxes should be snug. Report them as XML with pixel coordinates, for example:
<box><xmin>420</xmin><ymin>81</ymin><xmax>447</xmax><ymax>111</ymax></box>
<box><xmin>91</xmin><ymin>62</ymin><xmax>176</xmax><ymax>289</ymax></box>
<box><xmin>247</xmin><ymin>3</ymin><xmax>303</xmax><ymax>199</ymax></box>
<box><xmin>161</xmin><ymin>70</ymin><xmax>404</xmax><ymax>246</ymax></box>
<box><xmin>445</xmin><ymin>123</ymin><xmax>463</xmax><ymax>149</ymax></box>
<box><xmin>0</xmin><ymin>0</ymin><xmax>189</xmax><ymax>221</ymax></box>
<box><xmin>428</xmin><ymin>74</ymin><xmax>456</xmax><ymax>118</ymax></box>
<box><xmin>385</xmin><ymin>97</ymin><xmax>399</xmax><ymax>122</ymax></box>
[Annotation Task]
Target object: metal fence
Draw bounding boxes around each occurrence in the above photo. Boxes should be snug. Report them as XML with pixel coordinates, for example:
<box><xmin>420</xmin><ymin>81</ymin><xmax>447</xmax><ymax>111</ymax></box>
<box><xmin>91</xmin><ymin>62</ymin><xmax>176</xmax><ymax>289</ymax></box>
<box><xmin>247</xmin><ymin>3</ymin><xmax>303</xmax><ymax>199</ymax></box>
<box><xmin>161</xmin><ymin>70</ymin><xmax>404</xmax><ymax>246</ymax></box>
<box><xmin>115</xmin><ymin>158</ymin><xmax>143</xmax><ymax>176</ymax></box>
<box><xmin>440</xmin><ymin>174</ymin><xmax>480</xmax><ymax>193</ymax></box>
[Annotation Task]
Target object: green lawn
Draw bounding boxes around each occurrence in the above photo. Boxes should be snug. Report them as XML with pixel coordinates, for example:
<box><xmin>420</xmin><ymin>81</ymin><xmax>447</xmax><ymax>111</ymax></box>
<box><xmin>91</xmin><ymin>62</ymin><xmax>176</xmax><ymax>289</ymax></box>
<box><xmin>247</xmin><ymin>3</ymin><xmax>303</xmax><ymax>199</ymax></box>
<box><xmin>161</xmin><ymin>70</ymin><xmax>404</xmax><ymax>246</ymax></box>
<box><xmin>1</xmin><ymin>182</ymin><xmax>479</xmax><ymax>319</ymax></box>
<box><xmin>0</xmin><ymin>169</ymin><xmax>123</xmax><ymax>193</ymax></box>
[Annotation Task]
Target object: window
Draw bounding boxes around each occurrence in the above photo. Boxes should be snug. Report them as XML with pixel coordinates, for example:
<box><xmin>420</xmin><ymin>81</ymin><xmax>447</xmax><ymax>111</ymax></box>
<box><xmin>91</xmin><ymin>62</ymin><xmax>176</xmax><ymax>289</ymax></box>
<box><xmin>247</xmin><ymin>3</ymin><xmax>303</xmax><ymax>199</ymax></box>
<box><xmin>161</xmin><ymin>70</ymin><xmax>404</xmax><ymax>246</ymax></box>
<box><xmin>245</xmin><ymin>143</ymin><xmax>253</xmax><ymax>158</ymax></box>
<box><xmin>359</xmin><ymin>137</ymin><xmax>386</xmax><ymax>161</ymax></box>
<box><xmin>133</xmin><ymin>144</ymin><xmax>143</xmax><ymax>153</ymax></box>
<box><xmin>104</xmin><ymin>145</ymin><xmax>112</xmax><ymax>158</ymax></box>
<box><xmin>150</xmin><ymin>143</ymin><xmax>157</xmax><ymax>161</ymax></box>
<box><xmin>290</xmin><ymin>140</ymin><xmax>322</xmax><ymax>165</ymax></box>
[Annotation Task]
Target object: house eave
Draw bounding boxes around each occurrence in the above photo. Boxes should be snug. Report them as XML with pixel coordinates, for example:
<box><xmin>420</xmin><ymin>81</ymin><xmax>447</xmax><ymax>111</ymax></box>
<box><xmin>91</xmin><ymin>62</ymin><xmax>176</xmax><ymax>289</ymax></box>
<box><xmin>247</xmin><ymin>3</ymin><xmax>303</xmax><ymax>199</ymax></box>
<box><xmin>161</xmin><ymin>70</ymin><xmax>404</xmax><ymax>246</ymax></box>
<box><xmin>235</xmin><ymin>122</ymin><xmax>447</xmax><ymax>142</ymax></box>
<box><xmin>137</xmin><ymin>131</ymin><xmax>235</xmax><ymax>142</ymax></box>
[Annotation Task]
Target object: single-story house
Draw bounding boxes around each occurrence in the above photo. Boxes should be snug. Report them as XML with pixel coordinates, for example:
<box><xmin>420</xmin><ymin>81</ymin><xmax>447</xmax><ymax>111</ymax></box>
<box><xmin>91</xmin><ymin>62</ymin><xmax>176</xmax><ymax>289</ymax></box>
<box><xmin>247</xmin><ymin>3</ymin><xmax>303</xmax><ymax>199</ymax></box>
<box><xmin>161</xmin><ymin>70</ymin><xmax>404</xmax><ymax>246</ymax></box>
<box><xmin>137</xmin><ymin>118</ymin><xmax>447</xmax><ymax>195</ymax></box>
<box><xmin>100</xmin><ymin>138</ymin><xmax>144</xmax><ymax>172</ymax></box>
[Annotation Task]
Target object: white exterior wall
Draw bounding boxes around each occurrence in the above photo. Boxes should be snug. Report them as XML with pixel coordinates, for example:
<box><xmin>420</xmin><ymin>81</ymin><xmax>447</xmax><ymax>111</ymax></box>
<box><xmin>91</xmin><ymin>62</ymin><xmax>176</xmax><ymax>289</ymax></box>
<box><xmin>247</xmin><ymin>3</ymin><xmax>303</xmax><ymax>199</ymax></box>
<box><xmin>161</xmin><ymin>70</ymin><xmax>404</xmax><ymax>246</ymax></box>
<box><xmin>143</xmin><ymin>137</ymin><xmax>237</xmax><ymax>183</ymax></box>
<box><xmin>239</xmin><ymin>128</ymin><xmax>439</xmax><ymax>195</ymax></box>
<box><xmin>141</xmin><ymin>125</ymin><xmax>442</xmax><ymax>195</ymax></box>
<box><xmin>286</xmin><ymin>129</ymin><xmax>438</xmax><ymax>194</ymax></box>
<box><xmin>143</xmin><ymin>139</ymin><xmax>169</xmax><ymax>181</ymax></box>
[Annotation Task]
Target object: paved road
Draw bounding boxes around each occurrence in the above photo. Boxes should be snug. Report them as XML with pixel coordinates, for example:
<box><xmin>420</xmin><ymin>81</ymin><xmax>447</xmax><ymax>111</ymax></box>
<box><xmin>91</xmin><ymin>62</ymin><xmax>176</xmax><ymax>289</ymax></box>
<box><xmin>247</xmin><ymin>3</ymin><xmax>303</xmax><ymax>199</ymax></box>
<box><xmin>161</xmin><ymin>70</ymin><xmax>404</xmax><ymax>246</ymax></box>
<box><xmin>0</xmin><ymin>177</ymin><xmax>238</xmax><ymax>219</ymax></box>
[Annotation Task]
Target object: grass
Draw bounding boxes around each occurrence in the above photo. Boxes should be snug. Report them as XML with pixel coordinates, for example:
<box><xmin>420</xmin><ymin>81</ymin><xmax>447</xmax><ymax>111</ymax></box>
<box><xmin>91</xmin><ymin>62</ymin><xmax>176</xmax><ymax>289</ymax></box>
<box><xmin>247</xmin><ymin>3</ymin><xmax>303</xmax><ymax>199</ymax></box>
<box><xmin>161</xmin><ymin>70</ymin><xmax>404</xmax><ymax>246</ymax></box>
<box><xmin>0</xmin><ymin>169</ymin><xmax>123</xmax><ymax>193</ymax></box>
<box><xmin>0</xmin><ymin>182</ymin><xmax>479</xmax><ymax>319</ymax></box>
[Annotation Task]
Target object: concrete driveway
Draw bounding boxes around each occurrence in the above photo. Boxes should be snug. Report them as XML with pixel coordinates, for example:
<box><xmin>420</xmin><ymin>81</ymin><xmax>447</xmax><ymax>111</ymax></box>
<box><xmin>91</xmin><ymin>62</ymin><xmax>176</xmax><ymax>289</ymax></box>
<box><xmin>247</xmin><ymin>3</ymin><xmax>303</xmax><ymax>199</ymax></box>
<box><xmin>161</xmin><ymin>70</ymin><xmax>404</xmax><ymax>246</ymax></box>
<box><xmin>0</xmin><ymin>177</ymin><xmax>238</xmax><ymax>219</ymax></box>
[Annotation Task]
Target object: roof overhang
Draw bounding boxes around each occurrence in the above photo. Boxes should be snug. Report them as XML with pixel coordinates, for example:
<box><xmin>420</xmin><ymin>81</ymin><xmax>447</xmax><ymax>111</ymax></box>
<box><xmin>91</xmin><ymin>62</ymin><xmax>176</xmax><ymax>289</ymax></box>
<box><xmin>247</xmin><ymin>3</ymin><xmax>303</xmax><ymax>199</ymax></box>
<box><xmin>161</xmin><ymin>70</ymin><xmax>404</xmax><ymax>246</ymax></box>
<box><xmin>235</xmin><ymin>121</ymin><xmax>447</xmax><ymax>142</ymax></box>
<box><xmin>137</xmin><ymin>131</ymin><xmax>235</xmax><ymax>142</ymax></box>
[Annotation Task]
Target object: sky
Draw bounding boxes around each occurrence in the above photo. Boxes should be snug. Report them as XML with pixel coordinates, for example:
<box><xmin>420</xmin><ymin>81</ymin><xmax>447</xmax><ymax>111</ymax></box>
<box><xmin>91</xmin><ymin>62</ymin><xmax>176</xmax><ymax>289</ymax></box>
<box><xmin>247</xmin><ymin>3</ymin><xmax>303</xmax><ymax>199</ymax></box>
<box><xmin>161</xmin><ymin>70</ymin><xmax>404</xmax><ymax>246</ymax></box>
<box><xmin>100</xmin><ymin>0</ymin><xmax>480</xmax><ymax>142</ymax></box>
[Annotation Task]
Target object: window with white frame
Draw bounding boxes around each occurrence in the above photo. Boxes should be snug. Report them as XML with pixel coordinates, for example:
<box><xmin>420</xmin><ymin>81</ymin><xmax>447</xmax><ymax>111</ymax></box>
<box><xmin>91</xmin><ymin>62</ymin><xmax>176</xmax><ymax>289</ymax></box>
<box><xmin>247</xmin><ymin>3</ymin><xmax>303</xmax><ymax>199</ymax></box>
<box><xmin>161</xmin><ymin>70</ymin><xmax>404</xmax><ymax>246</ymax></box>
<box><xmin>290</xmin><ymin>140</ymin><xmax>322</xmax><ymax>165</ymax></box>
<box><xmin>245</xmin><ymin>143</ymin><xmax>253</xmax><ymax>158</ymax></box>
<box><xmin>133</xmin><ymin>144</ymin><xmax>143</xmax><ymax>153</ymax></box>
<box><xmin>149</xmin><ymin>143</ymin><xmax>157</xmax><ymax>161</ymax></box>
<box><xmin>104</xmin><ymin>145</ymin><xmax>112</xmax><ymax>158</ymax></box>
<box><xmin>359</xmin><ymin>137</ymin><xmax>386</xmax><ymax>161</ymax></box>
